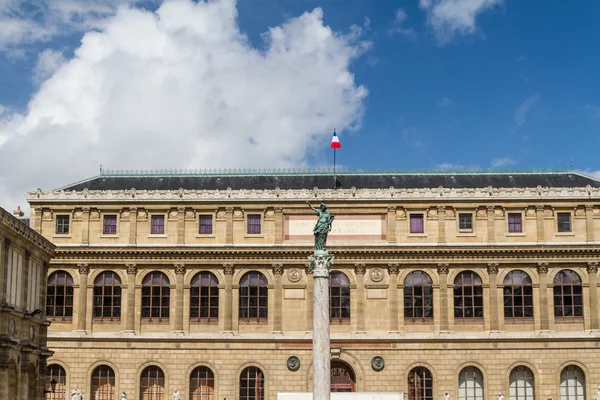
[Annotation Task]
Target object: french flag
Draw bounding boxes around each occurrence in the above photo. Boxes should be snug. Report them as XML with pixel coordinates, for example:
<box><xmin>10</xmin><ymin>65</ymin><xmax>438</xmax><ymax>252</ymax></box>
<box><xmin>330</xmin><ymin>130</ymin><xmax>341</xmax><ymax>149</ymax></box>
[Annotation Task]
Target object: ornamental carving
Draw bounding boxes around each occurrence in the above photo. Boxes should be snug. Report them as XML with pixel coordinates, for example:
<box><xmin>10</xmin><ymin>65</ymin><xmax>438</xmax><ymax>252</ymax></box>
<box><xmin>371</xmin><ymin>356</ymin><xmax>385</xmax><ymax>371</ymax></box>
<box><xmin>369</xmin><ymin>267</ymin><xmax>384</xmax><ymax>282</ymax></box>
<box><xmin>307</xmin><ymin>254</ymin><xmax>335</xmax><ymax>278</ymax></box>
<box><xmin>272</xmin><ymin>264</ymin><xmax>284</xmax><ymax>275</ymax></box>
<box><xmin>437</xmin><ymin>263</ymin><xmax>449</xmax><ymax>274</ymax></box>
<box><xmin>223</xmin><ymin>264</ymin><xmax>235</xmax><ymax>275</ymax></box>
<box><xmin>126</xmin><ymin>264</ymin><xmax>137</xmax><ymax>275</ymax></box>
<box><xmin>537</xmin><ymin>263</ymin><xmax>549</xmax><ymax>274</ymax></box>
<box><xmin>487</xmin><ymin>263</ymin><xmax>499</xmax><ymax>274</ymax></box>
<box><xmin>287</xmin><ymin>356</ymin><xmax>301</xmax><ymax>371</ymax></box>
<box><xmin>354</xmin><ymin>263</ymin><xmax>366</xmax><ymax>275</ymax></box>
<box><xmin>387</xmin><ymin>264</ymin><xmax>400</xmax><ymax>275</ymax></box>
<box><xmin>287</xmin><ymin>268</ymin><xmax>302</xmax><ymax>283</ymax></box>
<box><xmin>78</xmin><ymin>263</ymin><xmax>90</xmax><ymax>274</ymax></box>
<box><xmin>174</xmin><ymin>264</ymin><xmax>186</xmax><ymax>275</ymax></box>
<box><xmin>587</xmin><ymin>262</ymin><xmax>599</xmax><ymax>274</ymax></box>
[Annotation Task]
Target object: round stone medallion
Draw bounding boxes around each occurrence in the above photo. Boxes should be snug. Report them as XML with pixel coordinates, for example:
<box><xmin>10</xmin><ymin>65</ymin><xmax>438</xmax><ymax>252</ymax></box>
<box><xmin>8</xmin><ymin>319</ymin><xmax>15</xmax><ymax>336</ymax></box>
<box><xmin>287</xmin><ymin>356</ymin><xmax>301</xmax><ymax>371</ymax></box>
<box><xmin>287</xmin><ymin>268</ymin><xmax>302</xmax><ymax>283</ymax></box>
<box><xmin>369</xmin><ymin>267</ymin><xmax>384</xmax><ymax>282</ymax></box>
<box><xmin>29</xmin><ymin>326</ymin><xmax>35</xmax><ymax>341</ymax></box>
<box><xmin>371</xmin><ymin>356</ymin><xmax>385</xmax><ymax>371</ymax></box>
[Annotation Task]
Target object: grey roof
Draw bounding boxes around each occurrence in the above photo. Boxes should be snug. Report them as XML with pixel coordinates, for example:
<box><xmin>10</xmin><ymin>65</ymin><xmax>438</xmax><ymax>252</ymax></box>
<box><xmin>58</xmin><ymin>171</ymin><xmax>600</xmax><ymax>191</ymax></box>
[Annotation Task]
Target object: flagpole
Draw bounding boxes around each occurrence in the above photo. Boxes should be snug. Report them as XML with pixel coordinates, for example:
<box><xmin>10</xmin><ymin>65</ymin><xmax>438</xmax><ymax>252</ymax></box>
<box><xmin>333</xmin><ymin>147</ymin><xmax>337</xmax><ymax>190</ymax></box>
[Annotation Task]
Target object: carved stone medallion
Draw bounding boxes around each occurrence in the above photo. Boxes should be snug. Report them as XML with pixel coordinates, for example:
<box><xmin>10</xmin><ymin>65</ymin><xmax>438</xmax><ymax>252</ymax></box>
<box><xmin>29</xmin><ymin>326</ymin><xmax>35</xmax><ymax>341</ymax></box>
<box><xmin>369</xmin><ymin>267</ymin><xmax>384</xmax><ymax>282</ymax></box>
<box><xmin>371</xmin><ymin>356</ymin><xmax>385</xmax><ymax>371</ymax></box>
<box><xmin>287</xmin><ymin>356</ymin><xmax>301</xmax><ymax>371</ymax></box>
<box><xmin>8</xmin><ymin>319</ymin><xmax>15</xmax><ymax>336</ymax></box>
<box><xmin>287</xmin><ymin>268</ymin><xmax>302</xmax><ymax>283</ymax></box>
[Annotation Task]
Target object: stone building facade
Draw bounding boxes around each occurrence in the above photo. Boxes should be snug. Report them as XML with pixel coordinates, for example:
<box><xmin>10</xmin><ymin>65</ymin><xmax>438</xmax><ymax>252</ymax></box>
<box><xmin>27</xmin><ymin>170</ymin><xmax>600</xmax><ymax>400</ymax></box>
<box><xmin>0</xmin><ymin>206</ymin><xmax>56</xmax><ymax>400</ymax></box>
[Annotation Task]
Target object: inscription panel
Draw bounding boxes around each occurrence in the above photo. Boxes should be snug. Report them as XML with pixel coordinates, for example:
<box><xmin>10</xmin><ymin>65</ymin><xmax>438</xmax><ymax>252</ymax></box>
<box><xmin>284</xmin><ymin>215</ymin><xmax>386</xmax><ymax>242</ymax></box>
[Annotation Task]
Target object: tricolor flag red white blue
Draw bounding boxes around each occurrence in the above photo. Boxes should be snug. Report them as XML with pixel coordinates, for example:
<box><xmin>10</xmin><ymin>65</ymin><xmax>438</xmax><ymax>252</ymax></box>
<box><xmin>330</xmin><ymin>130</ymin><xmax>341</xmax><ymax>149</ymax></box>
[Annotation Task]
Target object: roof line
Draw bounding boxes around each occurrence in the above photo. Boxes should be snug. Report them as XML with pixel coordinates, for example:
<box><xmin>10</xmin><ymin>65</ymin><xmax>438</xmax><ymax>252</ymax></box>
<box><xmin>572</xmin><ymin>170</ymin><xmax>600</xmax><ymax>183</ymax></box>
<box><xmin>54</xmin><ymin>175</ymin><xmax>101</xmax><ymax>191</ymax></box>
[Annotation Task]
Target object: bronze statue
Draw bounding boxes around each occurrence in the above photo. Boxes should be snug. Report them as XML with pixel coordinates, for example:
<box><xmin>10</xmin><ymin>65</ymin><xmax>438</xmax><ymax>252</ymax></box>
<box><xmin>306</xmin><ymin>201</ymin><xmax>335</xmax><ymax>252</ymax></box>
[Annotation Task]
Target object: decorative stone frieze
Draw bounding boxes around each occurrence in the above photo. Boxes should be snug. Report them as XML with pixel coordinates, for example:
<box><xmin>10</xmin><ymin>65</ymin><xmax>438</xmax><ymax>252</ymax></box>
<box><xmin>587</xmin><ymin>262</ymin><xmax>598</xmax><ymax>274</ymax></box>
<box><xmin>354</xmin><ymin>263</ymin><xmax>366</xmax><ymax>275</ymax></box>
<box><xmin>387</xmin><ymin>263</ymin><xmax>399</xmax><ymax>275</ymax></box>
<box><xmin>174</xmin><ymin>264</ymin><xmax>186</xmax><ymax>275</ymax></box>
<box><xmin>437</xmin><ymin>263</ymin><xmax>449</xmax><ymax>274</ymax></box>
<box><xmin>223</xmin><ymin>264</ymin><xmax>235</xmax><ymax>275</ymax></box>
<box><xmin>126</xmin><ymin>264</ymin><xmax>137</xmax><ymax>275</ymax></box>
<box><xmin>537</xmin><ymin>263</ymin><xmax>549</xmax><ymax>274</ymax></box>
<box><xmin>487</xmin><ymin>263</ymin><xmax>499</xmax><ymax>274</ymax></box>
<box><xmin>308</xmin><ymin>253</ymin><xmax>334</xmax><ymax>278</ymax></box>
<box><xmin>272</xmin><ymin>263</ymin><xmax>284</xmax><ymax>275</ymax></box>
<box><xmin>78</xmin><ymin>263</ymin><xmax>90</xmax><ymax>275</ymax></box>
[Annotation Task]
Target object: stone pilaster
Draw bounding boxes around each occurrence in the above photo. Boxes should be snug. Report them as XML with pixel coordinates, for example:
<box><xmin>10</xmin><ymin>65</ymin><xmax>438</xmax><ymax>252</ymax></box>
<box><xmin>537</xmin><ymin>263</ymin><xmax>550</xmax><ymax>331</ymax></box>
<box><xmin>77</xmin><ymin>263</ymin><xmax>90</xmax><ymax>332</ymax></box>
<box><xmin>128</xmin><ymin>207</ymin><xmax>138</xmax><ymax>245</ymax></box>
<box><xmin>306</xmin><ymin>264</ymin><xmax>314</xmax><ymax>332</ymax></box>
<box><xmin>33</xmin><ymin>207</ymin><xmax>43</xmax><ymax>233</ymax></box>
<box><xmin>274</xmin><ymin>208</ymin><xmax>283</xmax><ymax>244</ymax></box>
<box><xmin>177</xmin><ymin>207</ymin><xmax>186</xmax><ymax>245</ymax></box>
<box><xmin>536</xmin><ymin>205</ymin><xmax>545</xmax><ymax>243</ymax></box>
<box><xmin>272</xmin><ymin>264</ymin><xmax>283</xmax><ymax>333</ymax></box>
<box><xmin>81</xmin><ymin>207</ymin><xmax>90</xmax><ymax>245</ymax></box>
<box><xmin>586</xmin><ymin>205</ymin><xmax>595</xmax><ymax>243</ymax></box>
<box><xmin>354</xmin><ymin>263</ymin><xmax>366</xmax><ymax>333</ymax></box>
<box><xmin>21</xmin><ymin>251</ymin><xmax>30</xmax><ymax>310</ymax></box>
<box><xmin>587</xmin><ymin>262</ymin><xmax>599</xmax><ymax>330</ymax></box>
<box><xmin>438</xmin><ymin>206</ymin><xmax>446</xmax><ymax>244</ymax></box>
<box><xmin>174</xmin><ymin>264</ymin><xmax>186</xmax><ymax>333</ymax></box>
<box><xmin>225</xmin><ymin>207</ymin><xmax>234</xmax><ymax>245</ymax></box>
<box><xmin>438</xmin><ymin>263</ymin><xmax>450</xmax><ymax>333</ymax></box>
<box><xmin>125</xmin><ymin>264</ymin><xmax>137</xmax><ymax>333</ymax></box>
<box><xmin>388</xmin><ymin>264</ymin><xmax>399</xmax><ymax>333</ymax></box>
<box><xmin>38</xmin><ymin>262</ymin><xmax>49</xmax><ymax>315</ymax></box>
<box><xmin>0</xmin><ymin>237</ymin><xmax>7</xmax><ymax>303</ymax></box>
<box><xmin>387</xmin><ymin>206</ymin><xmax>397</xmax><ymax>243</ymax></box>
<box><xmin>487</xmin><ymin>263</ymin><xmax>500</xmax><ymax>332</ymax></box>
<box><xmin>487</xmin><ymin>206</ymin><xmax>496</xmax><ymax>243</ymax></box>
<box><xmin>223</xmin><ymin>264</ymin><xmax>234</xmax><ymax>333</ymax></box>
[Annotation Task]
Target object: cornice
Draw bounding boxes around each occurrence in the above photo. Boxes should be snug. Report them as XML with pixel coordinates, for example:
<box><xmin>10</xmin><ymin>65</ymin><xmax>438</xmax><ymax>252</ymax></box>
<box><xmin>0</xmin><ymin>208</ymin><xmax>55</xmax><ymax>256</ymax></box>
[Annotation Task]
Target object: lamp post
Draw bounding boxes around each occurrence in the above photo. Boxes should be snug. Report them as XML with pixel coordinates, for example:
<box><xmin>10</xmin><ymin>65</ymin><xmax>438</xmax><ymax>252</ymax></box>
<box><xmin>43</xmin><ymin>379</ymin><xmax>57</xmax><ymax>398</ymax></box>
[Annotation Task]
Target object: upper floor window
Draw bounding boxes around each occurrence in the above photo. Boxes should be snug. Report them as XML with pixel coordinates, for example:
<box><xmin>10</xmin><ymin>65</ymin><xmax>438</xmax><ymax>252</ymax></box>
<box><xmin>140</xmin><ymin>366</ymin><xmax>165</xmax><ymax>400</ymax></box>
<box><xmin>103</xmin><ymin>215</ymin><xmax>117</xmax><ymax>234</ymax></box>
<box><xmin>459</xmin><ymin>213</ymin><xmax>473</xmax><ymax>232</ymax></box>
<box><xmin>56</xmin><ymin>215</ymin><xmax>70</xmax><ymax>234</ymax></box>
<box><xmin>190</xmin><ymin>366</ymin><xmax>215</xmax><ymax>400</ymax></box>
<box><xmin>190</xmin><ymin>272</ymin><xmax>219</xmax><ymax>322</ymax></box>
<box><xmin>247</xmin><ymin>214</ymin><xmax>261</xmax><ymax>234</ymax></box>
<box><xmin>330</xmin><ymin>271</ymin><xmax>350</xmax><ymax>323</ymax></box>
<box><xmin>508</xmin><ymin>213</ymin><xmax>522</xmax><ymax>233</ymax></box>
<box><xmin>199</xmin><ymin>215</ymin><xmax>213</xmax><ymax>234</ymax></box>
<box><xmin>93</xmin><ymin>271</ymin><xmax>122</xmax><ymax>321</ymax></box>
<box><xmin>46</xmin><ymin>271</ymin><xmax>74</xmax><ymax>320</ymax></box>
<box><xmin>454</xmin><ymin>271</ymin><xmax>483</xmax><ymax>319</ymax></box>
<box><xmin>404</xmin><ymin>271</ymin><xmax>433</xmax><ymax>322</ymax></box>
<box><xmin>239</xmin><ymin>271</ymin><xmax>268</xmax><ymax>322</ymax></box>
<box><xmin>46</xmin><ymin>364</ymin><xmax>67</xmax><ymax>400</ymax></box>
<box><xmin>91</xmin><ymin>365</ymin><xmax>116</xmax><ymax>400</ymax></box>
<box><xmin>142</xmin><ymin>271</ymin><xmax>170</xmax><ymax>321</ymax></box>
<box><xmin>410</xmin><ymin>214</ymin><xmax>424</xmax><ymax>234</ymax></box>
<box><xmin>553</xmin><ymin>269</ymin><xmax>583</xmax><ymax>319</ymax></box>
<box><xmin>503</xmin><ymin>270</ymin><xmax>533</xmax><ymax>320</ymax></box>
<box><xmin>240</xmin><ymin>367</ymin><xmax>265</xmax><ymax>400</ymax></box>
<box><xmin>151</xmin><ymin>215</ymin><xmax>165</xmax><ymax>235</ymax></box>
<box><xmin>557</xmin><ymin>212</ymin><xmax>572</xmax><ymax>232</ymax></box>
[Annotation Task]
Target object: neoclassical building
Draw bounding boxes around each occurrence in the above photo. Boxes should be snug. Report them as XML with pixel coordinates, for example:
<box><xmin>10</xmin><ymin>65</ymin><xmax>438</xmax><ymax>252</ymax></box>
<box><xmin>0</xmin><ymin>206</ymin><xmax>56</xmax><ymax>400</ymax></box>
<box><xmin>28</xmin><ymin>170</ymin><xmax>600</xmax><ymax>400</ymax></box>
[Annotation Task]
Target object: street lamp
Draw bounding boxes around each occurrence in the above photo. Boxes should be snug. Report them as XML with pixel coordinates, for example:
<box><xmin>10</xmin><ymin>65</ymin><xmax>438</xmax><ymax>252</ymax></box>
<box><xmin>43</xmin><ymin>379</ymin><xmax>57</xmax><ymax>397</ymax></box>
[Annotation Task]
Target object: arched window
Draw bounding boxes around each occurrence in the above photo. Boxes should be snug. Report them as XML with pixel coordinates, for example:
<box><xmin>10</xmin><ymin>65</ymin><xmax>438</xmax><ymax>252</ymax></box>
<box><xmin>560</xmin><ymin>365</ymin><xmax>586</xmax><ymax>400</ymax></box>
<box><xmin>239</xmin><ymin>272</ymin><xmax>268</xmax><ymax>322</ymax></box>
<box><xmin>91</xmin><ymin>365</ymin><xmax>116</xmax><ymax>400</ymax></box>
<box><xmin>458</xmin><ymin>366</ymin><xmax>484</xmax><ymax>400</ymax></box>
<box><xmin>46</xmin><ymin>271</ymin><xmax>74</xmax><ymax>320</ymax></box>
<box><xmin>408</xmin><ymin>367</ymin><xmax>433</xmax><ymax>400</ymax></box>
<box><xmin>142</xmin><ymin>272</ymin><xmax>170</xmax><ymax>321</ymax></box>
<box><xmin>46</xmin><ymin>364</ymin><xmax>67</xmax><ymax>400</ymax></box>
<box><xmin>503</xmin><ymin>270</ymin><xmax>534</xmax><ymax>321</ymax></box>
<box><xmin>140</xmin><ymin>366</ymin><xmax>165</xmax><ymax>400</ymax></box>
<box><xmin>190</xmin><ymin>272</ymin><xmax>219</xmax><ymax>323</ymax></box>
<box><xmin>330</xmin><ymin>271</ymin><xmax>350</xmax><ymax>323</ymax></box>
<box><xmin>454</xmin><ymin>271</ymin><xmax>483</xmax><ymax>319</ymax></box>
<box><xmin>554</xmin><ymin>270</ymin><xmax>583</xmax><ymax>319</ymax></box>
<box><xmin>331</xmin><ymin>361</ymin><xmax>355</xmax><ymax>392</ymax></box>
<box><xmin>510</xmin><ymin>366</ymin><xmax>535</xmax><ymax>400</ymax></box>
<box><xmin>93</xmin><ymin>272</ymin><xmax>122</xmax><ymax>321</ymax></box>
<box><xmin>239</xmin><ymin>366</ymin><xmax>264</xmax><ymax>400</ymax></box>
<box><xmin>404</xmin><ymin>271</ymin><xmax>434</xmax><ymax>322</ymax></box>
<box><xmin>190</xmin><ymin>366</ymin><xmax>215</xmax><ymax>400</ymax></box>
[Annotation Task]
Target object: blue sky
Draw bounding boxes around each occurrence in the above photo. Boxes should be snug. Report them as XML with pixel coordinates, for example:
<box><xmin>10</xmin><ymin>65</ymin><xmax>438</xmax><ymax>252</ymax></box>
<box><xmin>0</xmin><ymin>0</ymin><xmax>599</xmax><ymax>207</ymax></box>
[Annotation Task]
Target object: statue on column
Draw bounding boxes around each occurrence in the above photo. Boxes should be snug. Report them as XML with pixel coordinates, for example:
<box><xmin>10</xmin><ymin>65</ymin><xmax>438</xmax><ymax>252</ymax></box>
<box><xmin>70</xmin><ymin>387</ymin><xmax>83</xmax><ymax>400</ymax></box>
<box><xmin>444</xmin><ymin>392</ymin><xmax>451</xmax><ymax>400</ymax></box>
<box><xmin>306</xmin><ymin>201</ymin><xmax>334</xmax><ymax>252</ymax></box>
<box><xmin>121</xmin><ymin>391</ymin><xmax>128</xmax><ymax>400</ymax></box>
<box><xmin>497</xmin><ymin>393</ymin><xmax>504</xmax><ymax>400</ymax></box>
<box><xmin>172</xmin><ymin>389</ymin><xmax>181</xmax><ymax>400</ymax></box>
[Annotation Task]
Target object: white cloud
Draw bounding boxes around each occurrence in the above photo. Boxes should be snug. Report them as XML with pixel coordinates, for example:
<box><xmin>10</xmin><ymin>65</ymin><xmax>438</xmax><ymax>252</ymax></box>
<box><xmin>34</xmin><ymin>49</ymin><xmax>66</xmax><ymax>82</ymax></box>
<box><xmin>0</xmin><ymin>0</ymin><xmax>368</xmax><ymax>210</ymax></box>
<box><xmin>388</xmin><ymin>8</ymin><xmax>416</xmax><ymax>38</ymax></box>
<box><xmin>419</xmin><ymin>0</ymin><xmax>502</xmax><ymax>44</ymax></box>
<box><xmin>491</xmin><ymin>157</ymin><xmax>516</xmax><ymax>168</ymax></box>
<box><xmin>578</xmin><ymin>170</ymin><xmax>600</xmax><ymax>180</ymax></box>
<box><xmin>515</xmin><ymin>94</ymin><xmax>540</xmax><ymax>126</ymax></box>
<box><xmin>435</xmin><ymin>163</ymin><xmax>481</xmax><ymax>172</ymax></box>
<box><xmin>438</xmin><ymin>97</ymin><xmax>453</xmax><ymax>107</ymax></box>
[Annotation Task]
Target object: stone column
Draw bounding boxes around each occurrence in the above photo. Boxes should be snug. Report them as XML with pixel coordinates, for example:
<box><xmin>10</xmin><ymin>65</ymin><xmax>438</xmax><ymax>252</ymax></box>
<box><xmin>125</xmin><ymin>264</ymin><xmax>137</xmax><ymax>333</ymax></box>
<box><xmin>223</xmin><ymin>264</ymin><xmax>234</xmax><ymax>333</ymax></box>
<box><xmin>487</xmin><ymin>206</ymin><xmax>496</xmax><ymax>243</ymax></box>
<box><xmin>536</xmin><ymin>206</ymin><xmax>545</xmax><ymax>243</ymax></box>
<box><xmin>174</xmin><ymin>264</ymin><xmax>186</xmax><ymax>333</ymax></box>
<box><xmin>225</xmin><ymin>207</ymin><xmax>234</xmax><ymax>245</ymax></box>
<box><xmin>272</xmin><ymin>264</ymin><xmax>284</xmax><ymax>333</ymax></box>
<box><xmin>438</xmin><ymin>206</ymin><xmax>446</xmax><ymax>244</ymax></box>
<box><xmin>33</xmin><ymin>207</ymin><xmax>43</xmax><ymax>233</ymax></box>
<box><xmin>21</xmin><ymin>252</ymin><xmax>30</xmax><ymax>310</ymax></box>
<box><xmin>388</xmin><ymin>264</ymin><xmax>400</xmax><ymax>333</ymax></box>
<box><xmin>586</xmin><ymin>205</ymin><xmax>595</xmax><ymax>243</ymax></box>
<box><xmin>537</xmin><ymin>263</ymin><xmax>550</xmax><ymax>331</ymax></box>
<box><xmin>387</xmin><ymin>207</ymin><xmax>397</xmax><ymax>243</ymax></box>
<box><xmin>81</xmin><ymin>207</ymin><xmax>90</xmax><ymax>245</ymax></box>
<box><xmin>129</xmin><ymin>207</ymin><xmax>138</xmax><ymax>245</ymax></box>
<box><xmin>438</xmin><ymin>263</ymin><xmax>450</xmax><ymax>333</ymax></box>
<box><xmin>354</xmin><ymin>263</ymin><xmax>366</xmax><ymax>333</ymax></box>
<box><xmin>274</xmin><ymin>208</ymin><xmax>284</xmax><ymax>244</ymax></box>
<box><xmin>487</xmin><ymin>263</ymin><xmax>500</xmax><ymax>332</ymax></box>
<box><xmin>177</xmin><ymin>207</ymin><xmax>186</xmax><ymax>245</ymax></box>
<box><xmin>587</xmin><ymin>262</ymin><xmax>599</xmax><ymax>330</ymax></box>
<box><xmin>308</xmin><ymin>251</ymin><xmax>335</xmax><ymax>400</ymax></box>
<box><xmin>306</xmin><ymin>264</ymin><xmax>314</xmax><ymax>332</ymax></box>
<box><xmin>77</xmin><ymin>263</ymin><xmax>89</xmax><ymax>332</ymax></box>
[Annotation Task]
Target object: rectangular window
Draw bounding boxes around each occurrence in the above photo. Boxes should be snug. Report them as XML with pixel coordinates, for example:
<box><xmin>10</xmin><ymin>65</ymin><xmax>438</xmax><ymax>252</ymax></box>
<box><xmin>56</xmin><ymin>215</ymin><xmax>70</xmax><ymax>234</ymax></box>
<box><xmin>151</xmin><ymin>215</ymin><xmax>165</xmax><ymax>235</ymax></box>
<box><xmin>458</xmin><ymin>213</ymin><xmax>473</xmax><ymax>232</ymax></box>
<box><xmin>247</xmin><ymin>214</ymin><xmax>261</xmax><ymax>234</ymax></box>
<box><xmin>557</xmin><ymin>212</ymin><xmax>572</xmax><ymax>232</ymax></box>
<box><xmin>410</xmin><ymin>214</ymin><xmax>424</xmax><ymax>234</ymax></box>
<box><xmin>103</xmin><ymin>215</ymin><xmax>117</xmax><ymax>234</ymax></box>
<box><xmin>508</xmin><ymin>213</ymin><xmax>522</xmax><ymax>233</ymax></box>
<box><xmin>199</xmin><ymin>215</ymin><xmax>213</xmax><ymax>234</ymax></box>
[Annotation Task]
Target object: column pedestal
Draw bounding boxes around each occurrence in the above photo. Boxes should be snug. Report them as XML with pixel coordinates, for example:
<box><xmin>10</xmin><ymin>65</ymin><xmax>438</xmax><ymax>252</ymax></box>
<box><xmin>308</xmin><ymin>250</ymin><xmax>334</xmax><ymax>400</ymax></box>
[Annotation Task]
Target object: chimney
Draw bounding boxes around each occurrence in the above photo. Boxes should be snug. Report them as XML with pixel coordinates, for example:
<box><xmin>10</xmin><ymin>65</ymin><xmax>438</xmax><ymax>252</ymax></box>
<box><xmin>13</xmin><ymin>206</ymin><xmax>24</xmax><ymax>218</ymax></box>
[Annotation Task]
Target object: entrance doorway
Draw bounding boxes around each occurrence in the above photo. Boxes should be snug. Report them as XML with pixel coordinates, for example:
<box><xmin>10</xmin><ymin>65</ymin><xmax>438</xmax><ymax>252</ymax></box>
<box><xmin>330</xmin><ymin>361</ymin><xmax>355</xmax><ymax>392</ymax></box>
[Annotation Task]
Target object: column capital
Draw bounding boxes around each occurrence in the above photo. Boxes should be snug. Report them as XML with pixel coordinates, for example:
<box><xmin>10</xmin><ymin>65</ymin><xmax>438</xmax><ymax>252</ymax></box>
<box><xmin>537</xmin><ymin>263</ymin><xmax>549</xmax><ymax>274</ymax></box>
<box><xmin>225</xmin><ymin>207</ymin><xmax>234</xmax><ymax>213</ymax></box>
<box><xmin>177</xmin><ymin>206</ymin><xmax>186</xmax><ymax>212</ymax></box>
<box><xmin>586</xmin><ymin>204</ymin><xmax>594</xmax><ymax>212</ymax></box>
<box><xmin>34</xmin><ymin>207</ymin><xmax>43</xmax><ymax>212</ymax></box>
<box><xmin>305</xmin><ymin>263</ymin><xmax>313</xmax><ymax>275</ymax></box>
<box><xmin>387</xmin><ymin>206</ymin><xmax>396</xmax><ymax>212</ymax></box>
<box><xmin>223</xmin><ymin>264</ymin><xmax>235</xmax><ymax>275</ymax></box>
<box><xmin>437</xmin><ymin>263</ymin><xmax>449</xmax><ymax>275</ymax></box>
<box><xmin>125</xmin><ymin>264</ymin><xmax>137</xmax><ymax>275</ymax></box>
<box><xmin>587</xmin><ymin>262</ymin><xmax>599</xmax><ymax>274</ymax></box>
<box><xmin>387</xmin><ymin>263</ymin><xmax>400</xmax><ymax>275</ymax></box>
<box><xmin>272</xmin><ymin>263</ymin><xmax>284</xmax><ymax>275</ymax></box>
<box><xmin>77</xmin><ymin>263</ymin><xmax>90</xmax><ymax>274</ymax></box>
<box><xmin>274</xmin><ymin>207</ymin><xmax>283</xmax><ymax>213</ymax></box>
<box><xmin>437</xmin><ymin>205</ymin><xmax>446</xmax><ymax>213</ymax></box>
<box><xmin>174</xmin><ymin>264</ymin><xmax>186</xmax><ymax>275</ymax></box>
<box><xmin>308</xmin><ymin>254</ymin><xmax>334</xmax><ymax>278</ymax></box>
<box><xmin>354</xmin><ymin>263</ymin><xmax>366</xmax><ymax>275</ymax></box>
<box><xmin>486</xmin><ymin>206</ymin><xmax>495</xmax><ymax>212</ymax></box>
<box><xmin>536</xmin><ymin>205</ymin><xmax>545</xmax><ymax>212</ymax></box>
<box><xmin>81</xmin><ymin>207</ymin><xmax>90</xmax><ymax>213</ymax></box>
<box><xmin>129</xmin><ymin>207</ymin><xmax>138</xmax><ymax>212</ymax></box>
<box><xmin>487</xmin><ymin>263</ymin><xmax>499</xmax><ymax>274</ymax></box>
